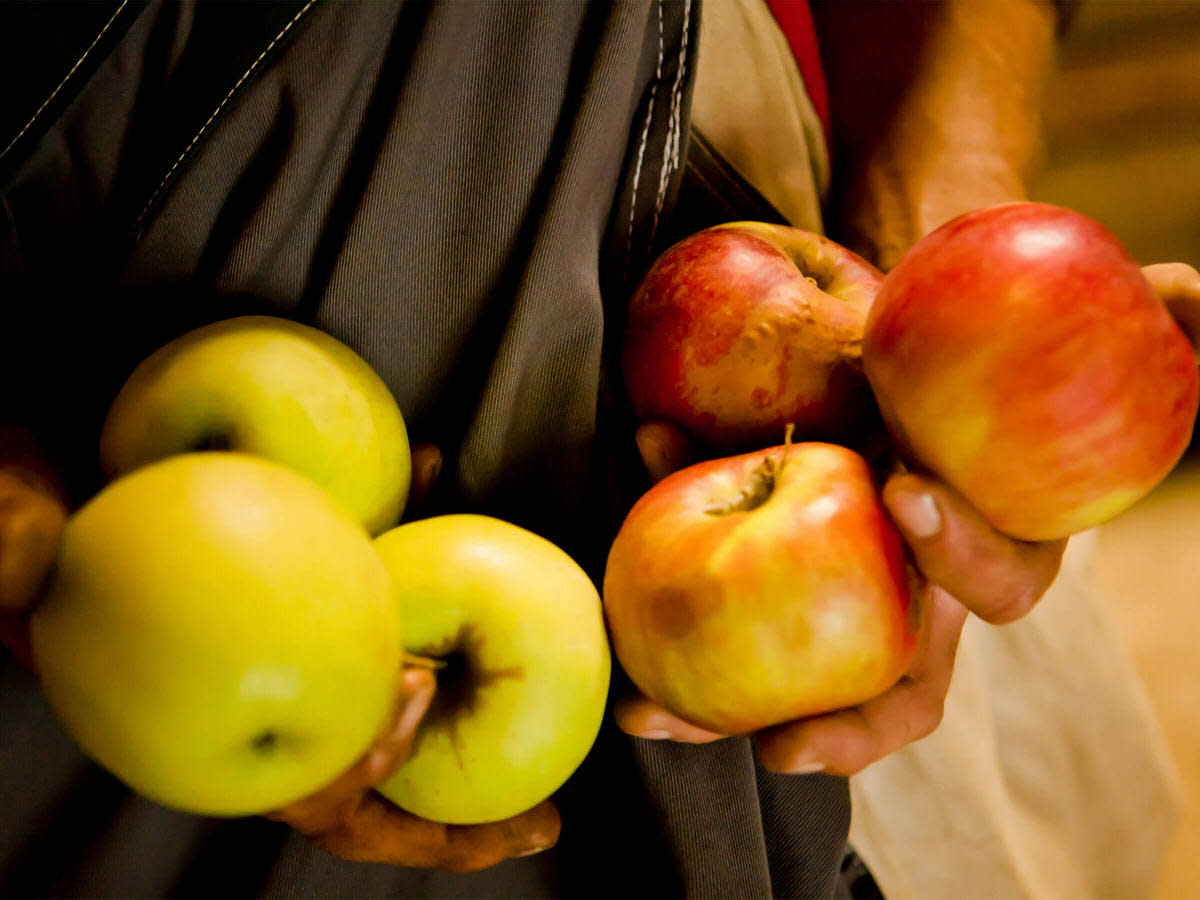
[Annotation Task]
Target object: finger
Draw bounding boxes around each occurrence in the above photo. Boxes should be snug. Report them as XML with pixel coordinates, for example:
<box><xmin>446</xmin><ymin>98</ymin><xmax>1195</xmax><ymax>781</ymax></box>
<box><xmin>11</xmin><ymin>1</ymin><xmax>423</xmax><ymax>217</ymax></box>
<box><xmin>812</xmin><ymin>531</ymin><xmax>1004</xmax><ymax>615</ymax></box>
<box><xmin>756</xmin><ymin>587</ymin><xmax>968</xmax><ymax>776</ymax></box>
<box><xmin>883</xmin><ymin>472</ymin><xmax>1066</xmax><ymax>624</ymax></box>
<box><xmin>344</xmin><ymin>666</ymin><xmax>437</xmax><ymax>789</ymax></box>
<box><xmin>613</xmin><ymin>693</ymin><xmax>726</xmax><ymax>743</ymax></box>
<box><xmin>635</xmin><ymin>422</ymin><xmax>693</xmax><ymax>484</ymax></box>
<box><xmin>405</xmin><ymin>443</ymin><xmax>443</xmax><ymax>514</ymax></box>
<box><xmin>313</xmin><ymin>796</ymin><xmax>561</xmax><ymax>872</ymax></box>
<box><xmin>1143</xmin><ymin>262</ymin><xmax>1200</xmax><ymax>357</ymax></box>
<box><xmin>269</xmin><ymin>667</ymin><xmax>435</xmax><ymax>833</ymax></box>
<box><xmin>0</xmin><ymin>473</ymin><xmax>67</xmax><ymax>612</ymax></box>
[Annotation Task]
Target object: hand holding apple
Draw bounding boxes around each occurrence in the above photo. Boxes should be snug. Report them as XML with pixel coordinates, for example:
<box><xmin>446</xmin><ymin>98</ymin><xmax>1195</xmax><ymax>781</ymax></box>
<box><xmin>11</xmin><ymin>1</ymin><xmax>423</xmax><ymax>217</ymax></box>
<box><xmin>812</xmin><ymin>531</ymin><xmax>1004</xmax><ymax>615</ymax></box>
<box><xmin>373</xmin><ymin>514</ymin><xmax>611</xmax><ymax>826</ymax></box>
<box><xmin>9</xmin><ymin>431</ymin><xmax>558</xmax><ymax>869</ymax></box>
<box><xmin>269</xmin><ymin>445</ymin><xmax>562</xmax><ymax>870</ymax></box>
<box><xmin>623</xmin><ymin>223</ymin><xmax>885</xmax><ymax>451</ymax></box>
<box><xmin>270</xmin><ymin>665</ymin><xmax>561</xmax><ymax>872</ymax></box>
<box><xmin>604</xmin><ymin>437</ymin><xmax>919</xmax><ymax>736</ymax></box>
<box><xmin>614</xmin><ymin>422</ymin><xmax>1066</xmax><ymax>775</ymax></box>
<box><xmin>864</xmin><ymin>202</ymin><xmax>1199</xmax><ymax>541</ymax></box>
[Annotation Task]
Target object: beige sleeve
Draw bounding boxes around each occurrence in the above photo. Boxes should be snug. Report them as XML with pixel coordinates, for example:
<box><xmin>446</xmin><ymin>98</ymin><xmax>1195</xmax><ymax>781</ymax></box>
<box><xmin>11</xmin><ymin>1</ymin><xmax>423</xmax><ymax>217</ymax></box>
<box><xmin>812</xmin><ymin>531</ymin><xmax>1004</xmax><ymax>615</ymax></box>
<box><xmin>689</xmin><ymin>0</ymin><xmax>829</xmax><ymax>233</ymax></box>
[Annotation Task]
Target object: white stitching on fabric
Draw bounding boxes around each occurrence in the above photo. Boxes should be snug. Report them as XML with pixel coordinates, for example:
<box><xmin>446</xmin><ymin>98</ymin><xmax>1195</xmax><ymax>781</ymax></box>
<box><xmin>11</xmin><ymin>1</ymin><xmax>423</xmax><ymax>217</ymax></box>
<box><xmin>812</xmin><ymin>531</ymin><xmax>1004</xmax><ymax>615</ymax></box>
<box><xmin>651</xmin><ymin>0</ymin><xmax>691</xmax><ymax>243</ymax></box>
<box><xmin>129</xmin><ymin>0</ymin><xmax>318</xmax><ymax>242</ymax></box>
<box><xmin>625</xmin><ymin>0</ymin><xmax>665</xmax><ymax>274</ymax></box>
<box><xmin>668</xmin><ymin>0</ymin><xmax>691</xmax><ymax>174</ymax></box>
<box><xmin>0</xmin><ymin>0</ymin><xmax>132</xmax><ymax>164</ymax></box>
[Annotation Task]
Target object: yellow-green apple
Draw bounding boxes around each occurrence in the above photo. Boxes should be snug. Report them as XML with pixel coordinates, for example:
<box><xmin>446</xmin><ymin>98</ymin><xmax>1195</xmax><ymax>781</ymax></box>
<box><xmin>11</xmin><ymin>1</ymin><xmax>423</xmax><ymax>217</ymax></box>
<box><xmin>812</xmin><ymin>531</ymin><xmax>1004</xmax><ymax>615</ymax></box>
<box><xmin>29</xmin><ymin>453</ymin><xmax>401</xmax><ymax>816</ymax></box>
<box><xmin>603</xmin><ymin>442</ymin><xmax>918</xmax><ymax>735</ymax></box>
<box><xmin>623</xmin><ymin>222</ymin><xmax>885</xmax><ymax>451</ymax></box>
<box><xmin>100</xmin><ymin>315</ymin><xmax>410</xmax><ymax>535</ymax></box>
<box><xmin>864</xmin><ymin>202</ymin><xmax>1199</xmax><ymax>541</ymax></box>
<box><xmin>373</xmin><ymin>514</ymin><xmax>610</xmax><ymax>825</ymax></box>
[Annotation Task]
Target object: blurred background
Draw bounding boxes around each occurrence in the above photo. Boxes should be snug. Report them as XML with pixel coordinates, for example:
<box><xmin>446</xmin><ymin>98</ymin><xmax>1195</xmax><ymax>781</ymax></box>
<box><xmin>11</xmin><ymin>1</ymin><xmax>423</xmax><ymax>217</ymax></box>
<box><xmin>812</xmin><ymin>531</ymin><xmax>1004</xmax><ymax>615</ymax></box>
<box><xmin>1034</xmin><ymin>2</ymin><xmax>1200</xmax><ymax>896</ymax></box>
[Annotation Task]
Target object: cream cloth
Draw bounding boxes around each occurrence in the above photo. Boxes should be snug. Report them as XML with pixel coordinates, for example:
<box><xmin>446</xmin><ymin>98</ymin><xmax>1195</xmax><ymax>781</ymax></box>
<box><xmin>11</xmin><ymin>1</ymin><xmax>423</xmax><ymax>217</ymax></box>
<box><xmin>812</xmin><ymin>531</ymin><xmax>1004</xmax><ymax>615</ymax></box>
<box><xmin>690</xmin><ymin>0</ymin><xmax>829</xmax><ymax>233</ymax></box>
<box><xmin>693</xmin><ymin>2</ymin><xmax>1182</xmax><ymax>896</ymax></box>
<box><xmin>849</xmin><ymin>533</ymin><xmax>1181</xmax><ymax>899</ymax></box>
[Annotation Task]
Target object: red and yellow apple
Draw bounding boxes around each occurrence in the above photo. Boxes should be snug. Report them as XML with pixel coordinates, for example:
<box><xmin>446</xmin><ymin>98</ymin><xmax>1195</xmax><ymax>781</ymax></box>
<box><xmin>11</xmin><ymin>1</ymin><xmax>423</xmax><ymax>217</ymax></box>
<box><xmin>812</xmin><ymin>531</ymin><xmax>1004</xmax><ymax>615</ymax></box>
<box><xmin>864</xmin><ymin>202</ymin><xmax>1199</xmax><ymax>541</ymax></box>
<box><xmin>622</xmin><ymin>222</ymin><xmax>885</xmax><ymax>451</ymax></box>
<box><xmin>603</xmin><ymin>442</ymin><xmax>918</xmax><ymax>736</ymax></box>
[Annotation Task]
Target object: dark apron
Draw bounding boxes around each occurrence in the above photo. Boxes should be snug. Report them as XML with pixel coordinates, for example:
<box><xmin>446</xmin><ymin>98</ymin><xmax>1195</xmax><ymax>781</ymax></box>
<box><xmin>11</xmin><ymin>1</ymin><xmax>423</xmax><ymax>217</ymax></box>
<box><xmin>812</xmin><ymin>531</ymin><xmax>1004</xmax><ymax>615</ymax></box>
<box><xmin>0</xmin><ymin>2</ymin><xmax>849</xmax><ymax>895</ymax></box>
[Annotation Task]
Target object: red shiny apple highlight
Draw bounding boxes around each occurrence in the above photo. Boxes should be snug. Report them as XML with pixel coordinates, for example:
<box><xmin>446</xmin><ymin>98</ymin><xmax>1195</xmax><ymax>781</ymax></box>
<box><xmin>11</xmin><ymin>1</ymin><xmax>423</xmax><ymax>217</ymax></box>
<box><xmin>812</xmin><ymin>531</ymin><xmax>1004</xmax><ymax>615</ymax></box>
<box><xmin>623</xmin><ymin>222</ymin><xmax>885</xmax><ymax>450</ymax></box>
<box><xmin>603</xmin><ymin>442</ymin><xmax>918</xmax><ymax>736</ymax></box>
<box><xmin>864</xmin><ymin>202</ymin><xmax>1199</xmax><ymax>541</ymax></box>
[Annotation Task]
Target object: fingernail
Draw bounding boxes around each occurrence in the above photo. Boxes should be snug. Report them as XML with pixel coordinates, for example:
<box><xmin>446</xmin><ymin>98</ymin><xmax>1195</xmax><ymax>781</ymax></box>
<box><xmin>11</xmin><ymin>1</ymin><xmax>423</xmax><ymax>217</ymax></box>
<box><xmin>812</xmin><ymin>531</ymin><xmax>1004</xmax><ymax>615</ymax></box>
<box><xmin>366</xmin><ymin>748</ymin><xmax>391</xmax><ymax>778</ymax></box>
<box><xmin>787</xmin><ymin>760</ymin><xmax>827</xmax><ymax>775</ymax></box>
<box><xmin>890</xmin><ymin>490</ymin><xmax>942</xmax><ymax>538</ymax></box>
<box><xmin>518</xmin><ymin>834</ymin><xmax>557</xmax><ymax>857</ymax></box>
<box><xmin>637</xmin><ymin>730</ymin><xmax>674</xmax><ymax>740</ymax></box>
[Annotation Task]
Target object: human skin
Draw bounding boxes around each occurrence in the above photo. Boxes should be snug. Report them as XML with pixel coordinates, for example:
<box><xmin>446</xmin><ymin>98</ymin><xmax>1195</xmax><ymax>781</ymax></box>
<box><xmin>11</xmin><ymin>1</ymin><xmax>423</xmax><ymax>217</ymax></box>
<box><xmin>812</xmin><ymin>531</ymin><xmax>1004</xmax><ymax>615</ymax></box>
<box><xmin>0</xmin><ymin>437</ymin><xmax>557</xmax><ymax>871</ymax></box>
<box><xmin>618</xmin><ymin>0</ymin><xmax>1123</xmax><ymax>775</ymax></box>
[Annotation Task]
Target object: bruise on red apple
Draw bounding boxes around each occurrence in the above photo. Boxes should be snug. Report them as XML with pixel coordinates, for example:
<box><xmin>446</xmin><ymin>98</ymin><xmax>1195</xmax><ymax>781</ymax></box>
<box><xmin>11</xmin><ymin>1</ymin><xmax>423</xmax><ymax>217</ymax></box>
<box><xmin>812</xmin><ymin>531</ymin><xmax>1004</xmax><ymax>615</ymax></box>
<box><xmin>622</xmin><ymin>223</ymin><xmax>887</xmax><ymax>452</ymax></box>
<box><xmin>603</xmin><ymin>441</ymin><xmax>919</xmax><ymax>736</ymax></box>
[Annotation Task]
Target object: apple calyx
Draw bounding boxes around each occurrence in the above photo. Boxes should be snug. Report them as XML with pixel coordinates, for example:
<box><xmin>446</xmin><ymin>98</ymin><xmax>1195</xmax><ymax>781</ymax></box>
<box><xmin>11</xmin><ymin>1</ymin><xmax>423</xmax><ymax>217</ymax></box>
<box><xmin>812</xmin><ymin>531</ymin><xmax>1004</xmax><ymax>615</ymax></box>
<box><xmin>188</xmin><ymin>430</ymin><xmax>235</xmax><ymax>453</ymax></box>
<box><xmin>704</xmin><ymin>424</ymin><xmax>796</xmax><ymax>517</ymax></box>
<box><xmin>249</xmin><ymin>728</ymin><xmax>285</xmax><ymax>755</ymax></box>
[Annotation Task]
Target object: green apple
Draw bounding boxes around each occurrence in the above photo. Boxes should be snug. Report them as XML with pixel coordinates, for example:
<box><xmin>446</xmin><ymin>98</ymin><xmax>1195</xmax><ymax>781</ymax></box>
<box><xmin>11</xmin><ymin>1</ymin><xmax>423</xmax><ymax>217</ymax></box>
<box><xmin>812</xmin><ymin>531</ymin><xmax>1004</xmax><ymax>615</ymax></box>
<box><xmin>30</xmin><ymin>453</ymin><xmax>401</xmax><ymax>816</ymax></box>
<box><xmin>373</xmin><ymin>515</ymin><xmax>610</xmax><ymax>825</ymax></box>
<box><xmin>99</xmin><ymin>316</ymin><xmax>411</xmax><ymax>535</ymax></box>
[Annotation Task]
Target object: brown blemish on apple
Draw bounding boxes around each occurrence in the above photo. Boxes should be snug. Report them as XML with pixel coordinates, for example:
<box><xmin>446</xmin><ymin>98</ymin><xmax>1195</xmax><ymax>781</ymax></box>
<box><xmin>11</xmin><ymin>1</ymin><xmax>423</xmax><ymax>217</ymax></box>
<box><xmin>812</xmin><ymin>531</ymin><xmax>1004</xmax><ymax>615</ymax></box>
<box><xmin>646</xmin><ymin>584</ymin><xmax>725</xmax><ymax>641</ymax></box>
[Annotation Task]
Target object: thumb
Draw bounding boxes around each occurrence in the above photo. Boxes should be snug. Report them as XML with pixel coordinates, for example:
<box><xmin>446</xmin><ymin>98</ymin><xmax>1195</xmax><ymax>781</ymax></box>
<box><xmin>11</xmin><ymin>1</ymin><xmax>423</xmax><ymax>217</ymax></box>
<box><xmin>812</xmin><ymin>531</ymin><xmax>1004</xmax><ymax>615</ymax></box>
<box><xmin>1143</xmin><ymin>262</ymin><xmax>1200</xmax><ymax>359</ymax></box>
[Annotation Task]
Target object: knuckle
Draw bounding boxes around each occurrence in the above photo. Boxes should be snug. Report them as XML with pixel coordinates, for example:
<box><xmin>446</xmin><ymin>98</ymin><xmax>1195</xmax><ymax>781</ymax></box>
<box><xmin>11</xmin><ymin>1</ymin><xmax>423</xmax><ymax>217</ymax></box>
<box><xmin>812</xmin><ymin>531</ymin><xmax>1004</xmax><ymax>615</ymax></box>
<box><xmin>986</xmin><ymin>583</ymin><xmax>1039</xmax><ymax>624</ymax></box>
<box><xmin>912</xmin><ymin>695</ymin><xmax>945</xmax><ymax>740</ymax></box>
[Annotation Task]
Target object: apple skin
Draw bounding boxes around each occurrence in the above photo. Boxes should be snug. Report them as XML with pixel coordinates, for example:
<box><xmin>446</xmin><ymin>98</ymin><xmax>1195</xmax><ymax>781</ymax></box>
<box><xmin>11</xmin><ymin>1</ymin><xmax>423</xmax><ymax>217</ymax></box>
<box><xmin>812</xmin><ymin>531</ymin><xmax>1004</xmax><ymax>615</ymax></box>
<box><xmin>622</xmin><ymin>222</ymin><xmax>885</xmax><ymax>450</ymax></box>
<box><xmin>374</xmin><ymin>515</ymin><xmax>611</xmax><ymax>825</ymax></box>
<box><xmin>29</xmin><ymin>453</ymin><xmax>401</xmax><ymax>816</ymax></box>
<box><xmin>603</xmin><ymin>442</ymin><xmax>918</xmax><ymax>736</ymax></box>
<box><xmin>100</xmin><ymin>316</ymin><xmax>411</xmax><ymax>535</ymax></box>
<box><xmin>864</xmin><ymin>202</ymin><xmax>1200</xmax><ymax>541</ymax></box>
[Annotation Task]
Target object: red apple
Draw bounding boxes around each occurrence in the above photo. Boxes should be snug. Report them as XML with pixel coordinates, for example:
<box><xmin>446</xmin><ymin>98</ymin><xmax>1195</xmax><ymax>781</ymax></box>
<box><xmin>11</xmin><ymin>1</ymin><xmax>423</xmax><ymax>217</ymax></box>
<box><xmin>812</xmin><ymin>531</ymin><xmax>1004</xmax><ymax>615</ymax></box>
<box><xmin>623</xmin><ymin>222</ymin><xmax>885</xmax><ymax>451</ymax></box>
<box><xmin>603</xmin><ymin>442</ymin><xmax>918</xmax><ymax>736</ymax></box>
<box><xmin>864</xmin><ymin>202</ymin><xmax>1199</xmax><ymax>541</ymax></box>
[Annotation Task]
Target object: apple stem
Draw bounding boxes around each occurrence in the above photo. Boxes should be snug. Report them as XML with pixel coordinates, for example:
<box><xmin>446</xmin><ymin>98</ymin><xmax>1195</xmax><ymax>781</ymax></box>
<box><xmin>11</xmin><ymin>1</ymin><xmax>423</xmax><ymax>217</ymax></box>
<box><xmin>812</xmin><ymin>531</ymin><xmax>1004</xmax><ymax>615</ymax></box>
<box><xmin>778</xmin><ymin>423</ymin><xmax>795</xmax><ymax>474</ymax></box>
<box><xmin>402</xmin><ymin>652</ymin><xmax>447</xmax><ymax>671</ymax></box>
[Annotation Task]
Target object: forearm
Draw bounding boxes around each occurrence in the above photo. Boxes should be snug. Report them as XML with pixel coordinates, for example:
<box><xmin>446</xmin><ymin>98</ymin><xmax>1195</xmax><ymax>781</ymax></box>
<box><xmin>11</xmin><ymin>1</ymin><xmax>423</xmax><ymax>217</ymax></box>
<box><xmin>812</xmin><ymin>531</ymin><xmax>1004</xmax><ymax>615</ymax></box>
<box><xmin>818</xmin><ymin>0</ymin><xmax>1057</xmax><ymax>269</ymax></box>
